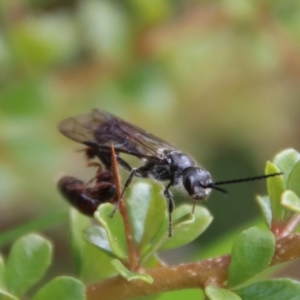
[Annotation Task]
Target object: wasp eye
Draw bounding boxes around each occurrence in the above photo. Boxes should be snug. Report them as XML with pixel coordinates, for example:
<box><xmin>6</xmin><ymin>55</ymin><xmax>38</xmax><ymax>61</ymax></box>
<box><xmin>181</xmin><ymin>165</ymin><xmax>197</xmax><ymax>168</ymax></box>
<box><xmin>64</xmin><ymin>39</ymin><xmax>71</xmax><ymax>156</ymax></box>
<box><xmin>183</xmin><ymin>175</ymin><xmax>195</xmax><ymax>196</ymax></box>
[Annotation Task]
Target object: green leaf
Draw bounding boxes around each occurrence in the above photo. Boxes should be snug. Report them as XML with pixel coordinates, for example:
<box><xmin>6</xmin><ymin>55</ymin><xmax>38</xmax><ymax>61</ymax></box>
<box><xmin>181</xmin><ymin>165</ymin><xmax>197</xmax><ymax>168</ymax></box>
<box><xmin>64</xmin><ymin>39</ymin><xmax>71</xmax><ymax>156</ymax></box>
<box><xmin>83</xmin><ymin>226</ymin><xmax>114</xmax><ymax>256</ymax></box>
<box><xmin>139</xmin><ymin>215</ymin><xmax>168</xmax><ymax>263</ymax></box>
<box><xmin>33</xmin><ymin>276</ymin><xmax>85</xmax><ymax>300</ymax></box>
<box><xmin>79</xmin><ymin>242</ymin><xmax>116</xmax><ymax>284</ymax></box>
<box><xmin>5</xmin><ymin>234</ymin><xmax>52</xmax><ymax>297</ymax></box>
<box><xmin>0</xmin><ymin>289</ymin><xmax>18</xmax><ymax>300</ymax></box>
<box><xmin>111</xmin><ymin>259</ymin><xmax>153</xmax><ymax>284</ymax></box>
<box><xmin>140</xmin><ymin>210</ymin><xmax>193</xmax><ymax>258</ymax></box>
<box><xmin>265</xmin><ymin>162</ymin><xmax>285</xmax><ymax>222</ymax></box>
<box><xmin>228</xmin><ymin>227</ymin><xmax>275</xmax><ymax>287</ymax></box>
<box><xmin>256</xmin><ymin>196</ymin><xmax>272</xmax><ymax>227</ymax></box>
<box><xmin>126</xmin><ymin>182</ymin><xmax>166</xmax><ymax>248</ymax></box>
<box><xmin>287</xmin><ymin>161</ymin><xmax>300</xmax><ymax>198</ymax></box>
<box><xmin>0</xmin><ymin>256</ymin><xmax>5</xmax><ymax>289</ymax></box>
<box><xmin>70</xmin><ymin>209</ymin><xmax>116</xmax><ymax>283</ymax></box>
<box><xmin>70</xmin><ymin>209</ymin><xmax>93</xmax><ymax>276</ymax></box>
<box><xmin>159</xmin><ymin>204</ymin><xmax>212</xmax><ymax>251</ymax></box>
<box><xmin>94</xmin><ymin>204</ymin><xmax>128</xmax><ymax>260</ymax></box>
<box><xmin>281</xmin><ymin>190</ymin><xmax>300</xmax><ymax>213</ymax></box>
<box><xmin>139</xmin><ymin>204</ymin><xmax>212</xmax><ymax>265</ymax></box>
<box><xmin>273</xmin><ymin>148</ymin><xmax>300</xmax><ymax>186</ymax></box>
<box><xmin>236</xmin><ymin>278</ymin><xmax>300</xmax><ymax>300</ymax></box>
<box><xmin>140</xmin><ymin>183</ymin><xmax>167</xmax><ymax>248</ymax></box>
<box><xmin>205</xmin><ymin>286</ymin><xmax>241</xmax><ymax>300</ymax></box>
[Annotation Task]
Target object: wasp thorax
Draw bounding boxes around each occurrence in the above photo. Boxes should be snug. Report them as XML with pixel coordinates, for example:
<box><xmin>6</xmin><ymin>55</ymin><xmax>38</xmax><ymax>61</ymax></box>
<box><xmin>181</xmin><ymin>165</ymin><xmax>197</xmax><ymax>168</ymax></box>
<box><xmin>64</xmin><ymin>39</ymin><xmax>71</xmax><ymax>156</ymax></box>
<box><xmin>182</xmin><ymin>167</ymin><xmax>213</xmax><ymax>200</ymax></box>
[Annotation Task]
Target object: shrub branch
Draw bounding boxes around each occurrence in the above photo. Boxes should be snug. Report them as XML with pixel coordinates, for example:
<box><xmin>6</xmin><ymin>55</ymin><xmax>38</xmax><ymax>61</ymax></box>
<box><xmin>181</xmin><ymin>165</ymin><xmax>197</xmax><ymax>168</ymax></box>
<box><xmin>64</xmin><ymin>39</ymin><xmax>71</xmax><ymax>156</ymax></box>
<box><xmin>86</xmin><ymin>233</ymin><xmax>300</xmax><ymax>300</ymax></box>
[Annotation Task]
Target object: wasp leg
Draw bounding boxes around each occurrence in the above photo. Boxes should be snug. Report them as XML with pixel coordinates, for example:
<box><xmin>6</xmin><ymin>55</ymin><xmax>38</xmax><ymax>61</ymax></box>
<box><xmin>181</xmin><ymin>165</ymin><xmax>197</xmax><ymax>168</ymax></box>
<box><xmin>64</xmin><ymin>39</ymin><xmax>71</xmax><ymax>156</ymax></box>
<box><xmin>115</xmin><ymin>156</ymin><xmax>132</xmax><ymax>172</ymax></box>
<box><xmin>163</xmin><ymin>181</ymin><xmax>175</xmax><ymax>237</ymax></box>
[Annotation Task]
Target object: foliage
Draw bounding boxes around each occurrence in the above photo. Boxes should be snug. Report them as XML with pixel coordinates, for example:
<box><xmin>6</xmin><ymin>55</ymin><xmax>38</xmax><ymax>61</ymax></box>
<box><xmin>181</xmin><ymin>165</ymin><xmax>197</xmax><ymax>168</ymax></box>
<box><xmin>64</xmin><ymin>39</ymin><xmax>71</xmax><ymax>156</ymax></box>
<box><xmin>1</xmin><ymin>149</ymin><xmax>300</xmax><ymax>299</ymax></box>
<box><xmin>0</xmin><ymin>234</ymin><xmax>85</xmax><ymax>300</ymax></box>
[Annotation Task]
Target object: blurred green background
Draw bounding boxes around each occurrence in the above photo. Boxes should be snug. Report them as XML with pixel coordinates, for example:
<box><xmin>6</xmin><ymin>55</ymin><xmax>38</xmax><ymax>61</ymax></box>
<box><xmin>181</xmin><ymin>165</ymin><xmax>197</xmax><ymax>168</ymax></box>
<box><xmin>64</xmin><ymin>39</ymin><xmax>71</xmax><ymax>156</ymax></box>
<box><xmin>1</xmin><ymin>0</ymin><xmax>300</xmax><ymax>297</ymax></box>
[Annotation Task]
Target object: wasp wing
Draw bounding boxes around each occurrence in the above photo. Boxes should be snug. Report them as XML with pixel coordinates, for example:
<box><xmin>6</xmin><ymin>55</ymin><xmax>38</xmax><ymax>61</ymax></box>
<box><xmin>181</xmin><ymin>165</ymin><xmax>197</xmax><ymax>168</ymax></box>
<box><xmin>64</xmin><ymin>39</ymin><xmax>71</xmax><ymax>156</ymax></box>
<box><xmin>58</xmin><ymin>109</ymin><xmax>176</xmax><ymax>162</ymax></box>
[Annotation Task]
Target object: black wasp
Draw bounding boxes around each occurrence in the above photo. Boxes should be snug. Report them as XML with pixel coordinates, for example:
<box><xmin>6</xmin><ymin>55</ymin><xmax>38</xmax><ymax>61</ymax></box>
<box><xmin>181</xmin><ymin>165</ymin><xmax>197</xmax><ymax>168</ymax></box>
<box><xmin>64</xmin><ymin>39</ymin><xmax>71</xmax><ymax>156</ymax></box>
<box><xmin>59</xmin><ymin>109</ymin><xmax>282</xmax><ymax>237</ymax></box>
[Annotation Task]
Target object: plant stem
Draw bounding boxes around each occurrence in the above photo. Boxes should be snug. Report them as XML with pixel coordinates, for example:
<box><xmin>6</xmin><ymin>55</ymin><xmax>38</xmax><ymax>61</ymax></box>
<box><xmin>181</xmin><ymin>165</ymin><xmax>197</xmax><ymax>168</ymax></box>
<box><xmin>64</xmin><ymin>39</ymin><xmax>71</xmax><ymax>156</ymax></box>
<box><xmin>86</xmin><ymin>233</ymin><xmax>300</xmax><ymax>300</ymax></box>
<box><xmin>111</xmin><ymin>144</ymin><xmax>140</xmax><ymax>269</ymax></box>
<box><xmin>87</xmin><ymin>255</ymin><xmax>231</xmax><ymax>300</ymax></box>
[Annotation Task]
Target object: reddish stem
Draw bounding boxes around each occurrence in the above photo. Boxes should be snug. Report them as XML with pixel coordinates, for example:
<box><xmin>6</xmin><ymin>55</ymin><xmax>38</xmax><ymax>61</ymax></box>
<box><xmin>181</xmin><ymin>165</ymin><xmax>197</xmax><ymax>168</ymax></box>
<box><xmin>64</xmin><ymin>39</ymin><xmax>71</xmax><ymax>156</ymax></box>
<box><xmin>87</xmin><ymin>255</ymin><xmax>231</xmax><ymax>300</ymax></box>
<box><xmin>87</xmin><ymin>233</ymin><xmax>300</xmax><ymax>300</ymax></box>
<box><xmin>277</xmin><ymin>214</ymin><xmax>300</xmax><ymax>239</ymax></box>
<box><xmin>111</xmin><ymin>144</ymin><xmax>140</xmax><ymax>269</ymax></box>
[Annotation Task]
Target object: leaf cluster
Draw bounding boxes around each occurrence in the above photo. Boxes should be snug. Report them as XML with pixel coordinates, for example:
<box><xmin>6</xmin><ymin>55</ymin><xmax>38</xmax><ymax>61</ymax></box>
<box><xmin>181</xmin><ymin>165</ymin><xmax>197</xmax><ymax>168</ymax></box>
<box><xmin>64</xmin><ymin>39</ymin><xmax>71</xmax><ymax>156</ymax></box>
<box><xmin>2</xmin><ymin>149</ymin><xmax>300</xmax><ymax>300</ymax></box>
<box><xmin>0</xmin><ymin>234</ymin><xmax>85</xmax><ymax>300</ymax></box>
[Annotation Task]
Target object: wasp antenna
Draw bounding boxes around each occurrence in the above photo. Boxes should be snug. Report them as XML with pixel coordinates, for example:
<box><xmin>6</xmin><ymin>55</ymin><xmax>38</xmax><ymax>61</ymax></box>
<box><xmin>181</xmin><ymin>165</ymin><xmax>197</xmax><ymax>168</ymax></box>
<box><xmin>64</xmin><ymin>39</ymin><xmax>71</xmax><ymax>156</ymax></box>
<box><xmin>210</xmin><ymin>185</ymin><xmax>228</xmax><ymax>196</ymax></box>
<box><xmin>213</xmin><ymin>172</ymin><xmax>283</xmax><ymax>186</ymax></box>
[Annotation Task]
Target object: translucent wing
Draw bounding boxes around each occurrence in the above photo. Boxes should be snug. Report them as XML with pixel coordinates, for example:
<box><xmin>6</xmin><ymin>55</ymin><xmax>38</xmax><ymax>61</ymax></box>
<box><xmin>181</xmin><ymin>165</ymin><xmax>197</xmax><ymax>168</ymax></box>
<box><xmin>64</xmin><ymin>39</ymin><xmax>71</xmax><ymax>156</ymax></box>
<box><xmin>58</xmin><ymin>109</ymin><xmax>176</xmax><ymax>162</ymax></box>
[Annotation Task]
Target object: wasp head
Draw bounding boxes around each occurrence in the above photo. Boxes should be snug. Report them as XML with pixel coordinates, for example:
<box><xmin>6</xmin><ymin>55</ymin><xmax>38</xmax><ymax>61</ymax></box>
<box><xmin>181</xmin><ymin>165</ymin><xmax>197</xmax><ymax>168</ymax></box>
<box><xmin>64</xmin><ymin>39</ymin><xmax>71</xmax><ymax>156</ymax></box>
<box><xmin>182</xmin><ymin>167</ymin><xmax>213</xmax><ymax>200</ymax></box>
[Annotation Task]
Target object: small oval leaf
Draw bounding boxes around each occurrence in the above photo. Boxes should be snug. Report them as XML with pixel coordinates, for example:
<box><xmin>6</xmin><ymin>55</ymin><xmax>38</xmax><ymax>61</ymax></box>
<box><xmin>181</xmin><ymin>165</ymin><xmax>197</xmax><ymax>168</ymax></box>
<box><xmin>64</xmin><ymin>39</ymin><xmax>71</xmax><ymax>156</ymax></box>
<box><xmin>33</xmin><ymin>276</ymin><xmax>85</xmax><ymax>300</ymax></box>
<box><xmin>281</xmin><ymin>190</ymin><xmax>300</xmax><ymax>213</ymax></box>
<box><xmin>5</xmin><ymin>234</ymin><xmax>52</xmax><ymax>297</ymax></box>
<box><xmin>205</xmin><ymin>286</ymin><xmax>241</xmax><ymax>300</ymax></box>
<box><xmin>83</xmin><ymin>226</ymin><xmax>114</xmax><ymax>256</ymax></box>
<box><xmin>111</xmin><ymin>259</ymin><xmax>153</xmax><ymax>284</ymax></box>
<box><xmin>265</xmin><ymin>162</ymin><xmax>285</xmax><ymax>222</ymax></box>
<box><xmin>126</xmin><ymin>182</ymin><xmax>167</xmax><ymax>249</ymax></box>
<box><xmin>256</xmin><ymin>196</ymin><xmax>272</xmax><ymax>228</ymax></box>
<box><xmin>0</xmin><ymin>255</ymin><xmax>5</xmax><ymax>289</ymax></box>
<box><xmin>94</xmin><ymin>204</ymin><xmax>128</xmax><ymax>260</ymax></box>
<box><xmin>236</xmin><ymin>278</ymin><xmax>300</xmax><ymax>300</ymax></box>
<box><xmin>159</xmin><ymin>204</ymin><xmax>213</xmax><ymax>251</ymax></box>
<box><xmin>287</xmin><ymin>161</ymin><xmax>300</xmax><ymax>198</ymax></box>
<box><xmin>70</xmin><ymin>209</ymin><xmax>115</xmax><ymax>283</ymax></box>
<box><xmin>273</xmin><ymin>149</ymin><xmax>300</xmax><ymax>186</ymax></box>
<box><xmin>228</xmin><ymin>227</ymin><xmax>275</xmax><ymax>287</ymax></box>
<box><xmin>69</xmin><ymin>209</ymin><xmax>93</xmax><ymax>276</ymax></box>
